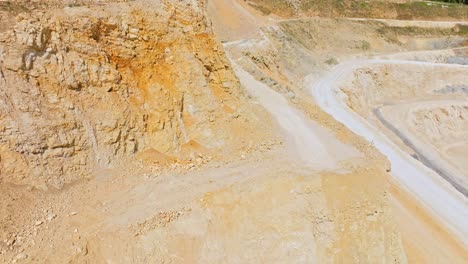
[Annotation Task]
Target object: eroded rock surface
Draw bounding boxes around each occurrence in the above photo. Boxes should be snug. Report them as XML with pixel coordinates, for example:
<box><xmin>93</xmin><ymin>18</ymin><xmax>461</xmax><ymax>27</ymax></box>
<box><xmin>0</xmin><ymin>0</ymin><xmax>258</xmax><ymax>188</ymax></box>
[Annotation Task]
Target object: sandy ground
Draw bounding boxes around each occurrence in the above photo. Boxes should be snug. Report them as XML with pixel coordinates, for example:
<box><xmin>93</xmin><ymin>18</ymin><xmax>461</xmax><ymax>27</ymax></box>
<box><xmin>207</xmin><ymin>0</ymin><xmax>270</xmax><ymax>41</ymax></box>
<box><xmin>388</xmin><ymin>179</ymin><xmax>468</xmax><ymax>263</ymax></box>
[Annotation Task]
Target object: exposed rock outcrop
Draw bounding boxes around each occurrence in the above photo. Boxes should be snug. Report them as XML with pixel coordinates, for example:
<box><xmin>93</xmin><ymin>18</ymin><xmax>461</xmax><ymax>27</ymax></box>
<box><xmin>0</xmin><ymin>0</ymin><xmax>261</xmax><ymax>188</ymax></box>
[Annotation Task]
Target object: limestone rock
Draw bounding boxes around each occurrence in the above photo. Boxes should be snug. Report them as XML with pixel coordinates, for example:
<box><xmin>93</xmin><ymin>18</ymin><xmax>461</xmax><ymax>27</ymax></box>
<box><xmin>0</xmin><ymin>0</ymin><xmax>247</xmax><ymax>188</ymax></box>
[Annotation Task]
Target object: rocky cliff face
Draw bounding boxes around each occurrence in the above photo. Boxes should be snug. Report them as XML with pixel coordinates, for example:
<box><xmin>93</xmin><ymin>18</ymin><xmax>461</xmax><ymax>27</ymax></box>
<box><xmin>0</xmin><ymin>0</ymin><xmax>258</xmax><ymax>188</ymax></box>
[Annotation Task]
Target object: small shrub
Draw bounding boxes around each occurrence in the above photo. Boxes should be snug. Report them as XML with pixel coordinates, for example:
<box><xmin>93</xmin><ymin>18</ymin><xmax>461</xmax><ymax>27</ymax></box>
<box><xmin>325</xmin><ymin>57</ymin><xmax>339</xmax><ymax>65</ymax></box>
<box><xmin>358</xmin><ymin>40</ymin><xmax>370</xmax><ymax>50</ymax></box>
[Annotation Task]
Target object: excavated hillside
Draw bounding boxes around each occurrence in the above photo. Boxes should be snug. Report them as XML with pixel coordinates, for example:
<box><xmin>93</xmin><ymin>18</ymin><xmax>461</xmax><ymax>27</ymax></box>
<box><xmin>0</xmin><ymin>1</ymin><xmax>278</xmax><ymax>261</ymax></box>
<box><xmin>0</xmin><ymin>0</ymin><xmax>410</xmax><ymax>263</ymax></box>
<box><xmin>0</xmin><ymin>0</ymin><xmax>270</xmax><ymax>189</ymax></box>
<box><xmin>1</xmin><ymin>0</ymin><xmax>467</xmax><ymax>263</ymax></box>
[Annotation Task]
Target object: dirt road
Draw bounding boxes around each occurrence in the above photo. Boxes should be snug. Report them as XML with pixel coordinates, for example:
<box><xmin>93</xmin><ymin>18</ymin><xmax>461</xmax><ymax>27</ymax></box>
<box><xmin>308</xmin><ymin>59</ymin><xmax>468</xmax><ymax>245</ymax></box>
<box><xmin>231</xmin><ymin>60</ymin><xmax>361</xmax><ymax>171</ymax></box>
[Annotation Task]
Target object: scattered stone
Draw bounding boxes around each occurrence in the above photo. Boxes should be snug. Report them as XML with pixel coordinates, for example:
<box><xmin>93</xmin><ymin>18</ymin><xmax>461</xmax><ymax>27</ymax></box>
<box><xmin>46</xmin><ymin>213</ymin><xmax>57</xmax><ymax>221</ymax></box>
<box><xmin>129</xmin><ymin>28</ymin><xmax>139</xmax><ymax>34</ymax></box>
<box><xmin>34</xmin><ymin>220</ymin><xmax>43</xmax><ymax>226</ymax></box>
<box><xmin>14</xmin><ymin>253</ymin><xmax>28</xmax><ymax>262</ymax></box>
<box><xmin>6</xmin><ymin>238</ymin><xmax>16</xmax><ymax>246</ymax></box>
<box><xmin>127</xmin><ymin>34</ymin><xmax>138</xmax><ymax>40</ymax></box>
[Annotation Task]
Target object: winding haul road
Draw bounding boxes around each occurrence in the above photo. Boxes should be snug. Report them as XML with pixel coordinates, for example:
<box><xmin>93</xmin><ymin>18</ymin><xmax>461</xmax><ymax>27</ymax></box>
<box><xmin>231</xmin><ymin>61</ymin><xmax>360</xmax><ymax>171</ymax></box>
<box><xmin>308</xmin><ymin>59</ymin><xmax>468</xmax><ymax>245</ymax></box>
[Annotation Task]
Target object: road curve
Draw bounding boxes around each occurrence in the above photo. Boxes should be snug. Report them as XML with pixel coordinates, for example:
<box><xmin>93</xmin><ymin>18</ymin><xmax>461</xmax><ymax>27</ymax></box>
<box><xmin>307</xmin><ymin>59</ymin><xmax>468</xmax><ymax>245</ymax></box>
<box><xmin>230</xmin><ymin>60</ymin><xmax>360</xmax><ymax>170</ymax></box>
